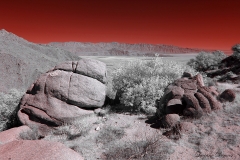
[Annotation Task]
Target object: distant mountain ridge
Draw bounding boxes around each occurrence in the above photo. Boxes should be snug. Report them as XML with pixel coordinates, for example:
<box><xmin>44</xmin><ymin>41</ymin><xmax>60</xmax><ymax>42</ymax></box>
<box><xmin>0</xmin><ymin>29</ymin><xmax>222</xmax><ymax>92</ymax></box>
<box><xmin>49</xmin><ymin>42</ymin><xmax>209</xmax><ymax>56</ymax></box>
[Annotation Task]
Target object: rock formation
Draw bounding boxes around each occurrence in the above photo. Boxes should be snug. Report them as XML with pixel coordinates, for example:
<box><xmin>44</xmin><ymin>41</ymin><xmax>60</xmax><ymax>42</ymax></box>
<box><xmin>157</xmin><ymin>73</ymin><xmax>223</xmax><ymax>118</ymax></box>
<box><xmin>18</xmin><ymin>58</ymin><xmax>107</xmax><ymax>132</ymax></box>
<box><xmin>155</xmin><ymin>73</ymin><xmax>232</xmax><ymax>139</ymax></box>
<box><xmin>156</xmin><ymin>73</ymin><xmax>225</xmax><ymax>131</ymax></box>
<box><xmin>206</xmin><ymin>44</ymin><xmax>240</xmax><ymax>83</ymax></box>
<box><xmin>0</xmin><ymin>140</ymin><xmax>84</xmax><ymax>160</ymax></box>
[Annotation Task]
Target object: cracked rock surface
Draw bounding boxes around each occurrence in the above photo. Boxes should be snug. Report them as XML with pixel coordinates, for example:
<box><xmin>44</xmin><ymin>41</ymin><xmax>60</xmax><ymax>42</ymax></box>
<box><xmin>18</xmin><ymin>58</ymin><xmax>106</xmax><ymax>130</ymax></box>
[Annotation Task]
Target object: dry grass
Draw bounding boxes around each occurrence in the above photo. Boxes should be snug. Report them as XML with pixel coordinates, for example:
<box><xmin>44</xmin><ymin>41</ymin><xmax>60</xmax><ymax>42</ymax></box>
<box><xmin>19</xmin><ymin>126</ymin><xmax>40</xmax><ymax>140</ymax></box>
<box><xmin>102</xmin><ymin>131</ymin><xmax>174</xmax><ymax>160</ymax></box>
<box><xmin>96</xmin><ymin>126</ymin><xmax>125</xmax><ymax>145</ymax></box>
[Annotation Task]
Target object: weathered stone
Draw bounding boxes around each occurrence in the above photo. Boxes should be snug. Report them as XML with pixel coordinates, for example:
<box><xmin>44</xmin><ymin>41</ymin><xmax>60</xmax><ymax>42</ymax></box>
<box><xmin>198</xmin><ymin>87</ymin><xmax>223</xmax><ymax>110</ymax></box>
<box><xmin>192</xmin><ymin>73</ymin><xmax>205</xmax><ymax>87</ymax></box>
<box><xmin>220</xmin><ymin>89</ymin><xmax>236</xmax><ymax>102</ymax></box>
<box><xmin>0</xmin><ymin>140</ymin><xmax>84</xmax><ymax>160</ymax></box>
<box><xmin>0</xmin><ymin>126</ymin><xmax>31</xmax><ymax>145</ymax></box>
<box><xmin>160</xmin><ymin>114</ymin><xmax>180</xmax><ymax>128</ymax></box>
<box><xmin>18</xmin><ymin>58</ymin><xmax>107</xmax><ymax>131</ymax></box>
<box><xmin>182</xmin><ymin>93</ymin><xmax>204</xmax><ymax>118</ymax></box>
<box><xmin>183</xmin><ymin>107</ymin><xmax>203</xmax><ymax>118</ymax></box>
<box><xmin>208</xmin><ymin>86</ymin><xmax>219</xmax><ymax>96</ymax></box>
<box><xmin>183</xmin><ymin>93</ymin><xmax>201</xmax><ymax>110</ymax></box>
<box><xmin>194</xmin><ymin>92</ymin><xmax>211</xmax><ymax>113</ymax></box>
<box><xmin>75</xmin><ymin>58</ymin><xmax>107</xmax><ymax>84</ymax></box>
<box><xmin>166</xmin><ymin>86</ymin><xmax>184</xmax><ymax>99</ymax></box>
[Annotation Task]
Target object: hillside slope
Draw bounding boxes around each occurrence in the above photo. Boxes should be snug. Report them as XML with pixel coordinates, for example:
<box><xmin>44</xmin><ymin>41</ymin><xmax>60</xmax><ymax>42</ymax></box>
<box><xmin>0</xmin><ymin>29</ymin><xmax>80</xmax><ymax>93</ymax></box>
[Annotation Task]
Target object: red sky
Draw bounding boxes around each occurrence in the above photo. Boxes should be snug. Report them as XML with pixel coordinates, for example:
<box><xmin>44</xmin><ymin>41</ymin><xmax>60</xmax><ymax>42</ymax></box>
<box><xmin>0</xmin><ymin>0</ymin><xmax>240</xmax><ymax>50</ymax></box>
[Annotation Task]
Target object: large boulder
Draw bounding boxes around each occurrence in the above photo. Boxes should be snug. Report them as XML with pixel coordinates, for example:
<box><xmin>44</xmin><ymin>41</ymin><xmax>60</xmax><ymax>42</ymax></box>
<box><xmin>0</xmin><ymin>140</ymin><xmax>84</xmax><ymax>160</ymax></box>
<box><xmin>18</xmin><ymin>58</ymin><xmax>107</xmax><ymax>131</ymax></box>
<box><xmin>0</xmin><ymin>126</ymin><xmax>32</xmax><ymax>145</ymax></box>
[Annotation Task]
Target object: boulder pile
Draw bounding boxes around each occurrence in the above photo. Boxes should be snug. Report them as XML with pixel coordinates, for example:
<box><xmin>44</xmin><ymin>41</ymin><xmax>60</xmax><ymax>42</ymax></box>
<box><xmin>156</xmin><ymin>73</ymin><xmax>236</xmax><ymax>131</ymax></box>
<box><xmin>18</xmin><ymin>58</ymin><xmax>107</xmax><ymax>132</ymax></box>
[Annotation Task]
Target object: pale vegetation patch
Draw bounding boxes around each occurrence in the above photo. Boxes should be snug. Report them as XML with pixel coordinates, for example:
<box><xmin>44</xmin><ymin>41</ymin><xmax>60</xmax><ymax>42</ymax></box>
<box><xmin>0</xmin><ymin>89</ymin><xmax>24</xmax><ymax>131</ymax></box>
<box><xmin>112</xmin><ymin>55</ymin><xmax>196</xmax><ymax>114</ymax></box>
<box><xmin>187</xmin><ymin>50</ymin><xmax>226</xmax><ymax>72</ymax></box>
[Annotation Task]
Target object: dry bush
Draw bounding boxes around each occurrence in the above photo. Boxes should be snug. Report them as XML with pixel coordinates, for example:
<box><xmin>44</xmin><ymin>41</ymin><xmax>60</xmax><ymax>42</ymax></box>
<box><xmin>217</xmin><ymin>133</ymin><xmax>238</xmax><ymax>146</ymax></box>
<box><xmin>112</xmin><ymin>55</ymin><xmax>196</xmax><ymax>114</ymax></box>
<box><xmin>187</xmin><ymin>51</ymin><xmax>226</xmax><ymax>72</ymax></box>
<box><xmin>43</xmin><ymin>114</ymin><xmax>95</xmax><ymax>142</ymax></box>
<box><xmin>0</xmin><ymin>89</ymin><xmax>24</xmax><ymax>131</ymax></box>
<box><xmin>103</xmin><ymin>132</ymin><xmax>175</xmax><ymax>160</ymax></box>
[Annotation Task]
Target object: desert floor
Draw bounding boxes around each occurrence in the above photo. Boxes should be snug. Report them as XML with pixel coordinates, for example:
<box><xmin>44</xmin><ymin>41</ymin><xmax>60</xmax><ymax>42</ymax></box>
<box><xmin>35</xmin><ymin>54</ymin><xmax>239</xmax><ymax>160</ymax></box>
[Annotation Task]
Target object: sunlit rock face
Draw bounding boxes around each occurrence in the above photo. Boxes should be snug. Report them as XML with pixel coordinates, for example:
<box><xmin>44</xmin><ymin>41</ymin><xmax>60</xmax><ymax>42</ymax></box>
<box><xmin>18</xmin><ymin>58</ymin><xmax>107</xmax><ymax>130</ymax></box>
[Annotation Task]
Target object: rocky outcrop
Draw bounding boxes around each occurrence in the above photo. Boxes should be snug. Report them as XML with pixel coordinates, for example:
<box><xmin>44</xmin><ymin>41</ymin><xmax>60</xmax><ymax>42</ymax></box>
<box><xmin>206</xmin><ymin>45</ymin><xmax>240</xmax><ymax>83</ymax></box>
<box><xmin>156</xmin><ymin>73</ymin><xmax>228</xmax><ymax>139</ymax></box>
<box><xmin>0</xmin><ymin>140</ymin><xmax>84</xmax><ymax>160</ymax></box>
<box><xmin>157</xmin><ymin>73</ymin><xmax>223</xmax><ymax>119</ymax></box>
<box><xmin>18</xmin><ymin>58</ymin><xmax>106</xmax><ymax>131</ymax></box>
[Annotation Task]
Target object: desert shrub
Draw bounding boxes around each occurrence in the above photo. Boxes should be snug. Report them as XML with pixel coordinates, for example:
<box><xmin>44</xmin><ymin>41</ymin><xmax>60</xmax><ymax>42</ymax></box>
<box><xmin>103</xmin><ymin>133</ymin><xmax>174</xmax><ymax>160</ymax></box>
<box><xmin>112</xmin><ymin>56</ymin><xmax>196</xmax><ymax>113</ymax></box>
<box><xmin>232</xmin><ymin>44</ymin><xmax>240</xmax><ymax>59</ymax></box>
<box><xmin>0</xmin><ymin>89</ymin><xmax>24</xmax><ymax>131</ymax></box>
<box><xmin>187</xmin><ymin>51</ymin><xmax>226</xmax><ymax>72</ymax></box>
<box><xmin>97</xmin><ymin>126</ymin><xmax>125</xmax><ymax>145</ymax></box>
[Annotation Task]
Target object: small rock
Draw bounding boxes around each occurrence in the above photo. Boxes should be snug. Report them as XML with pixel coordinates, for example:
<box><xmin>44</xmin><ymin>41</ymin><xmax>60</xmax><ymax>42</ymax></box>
<box><xmin>220</xmin><ymin>89</ymin><xmax>236</xmax><ymax>102</ymax></box>
<box><xmin>95</xmin><ymin>126</ymin><xmax>100</xmax><ymax>131</ymax></box>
